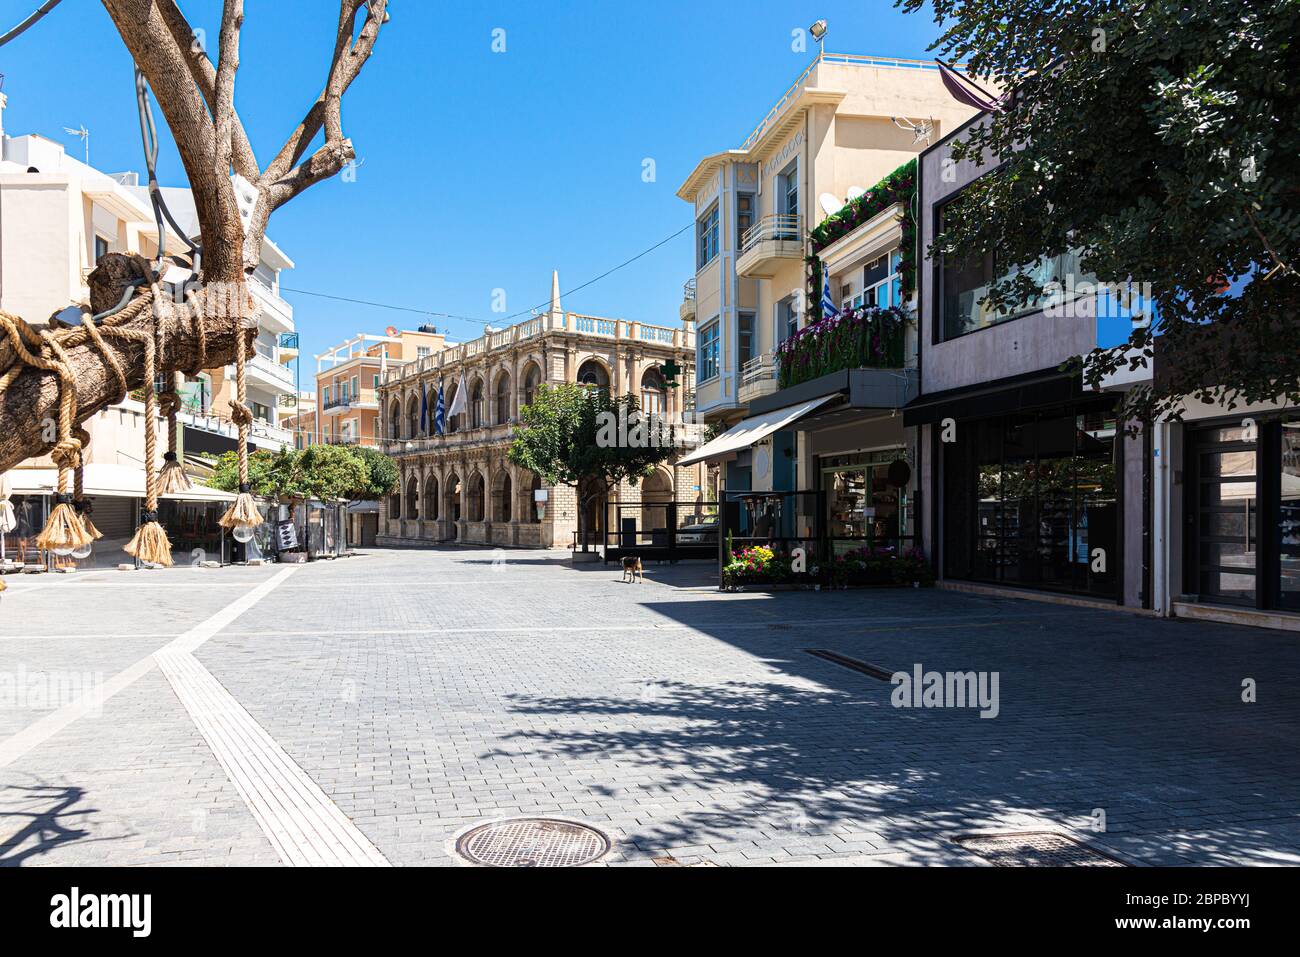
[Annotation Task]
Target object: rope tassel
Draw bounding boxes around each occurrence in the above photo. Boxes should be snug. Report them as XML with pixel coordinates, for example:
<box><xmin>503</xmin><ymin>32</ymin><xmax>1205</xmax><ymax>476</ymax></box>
<box><xmin>36</xmin><ymin>494</ymin><xmax>93</xmax><ymax>554</ymax></box>
<box><xmin>30</xmin><ymin>330</ymin><xmax>91</xmax><ymax>555</ymax></box>
<box><xmin>158</xmin><ymin>373</ymin><xmax>191</xmax><ymax>494</ymax></box>
<box><xmin>113</xmin><ymin>319</ymin><xmax>173</xmax><ymax>567</ymax></box>
<box><xmin>218</xmin><ymin>310</ymin><xmax>263</xmax><ymax>537</ymax></box>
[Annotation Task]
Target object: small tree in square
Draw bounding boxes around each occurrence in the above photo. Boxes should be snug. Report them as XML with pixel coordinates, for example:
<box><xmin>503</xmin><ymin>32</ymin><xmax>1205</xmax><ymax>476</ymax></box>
<box><xmin>508</xmin><ymin>383</ymin><xmax>674</xmax><ymax>553</ymax></box>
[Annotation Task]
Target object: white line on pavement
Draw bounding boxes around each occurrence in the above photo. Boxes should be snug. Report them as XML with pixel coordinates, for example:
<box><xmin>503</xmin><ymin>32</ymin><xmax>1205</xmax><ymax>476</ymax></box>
<box><xmin>154</xmin><ymin>647</ymin><xmax>389</xmax><ymax>867</ymax></box>
<box><xmin>0</xmin><ymin>566</ymin><xmax>298</xmax><ymax>769</ymax></box>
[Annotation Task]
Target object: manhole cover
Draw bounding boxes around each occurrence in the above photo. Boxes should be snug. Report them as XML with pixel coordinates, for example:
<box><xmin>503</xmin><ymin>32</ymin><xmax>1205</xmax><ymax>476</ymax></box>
<box><xmin>955</xmin><ymin>831</ymin><xmax>1125</xmax><ymax>867</ymax></box>
<box><xmin>454</xmin><ymin>818</ymin><xmax>611</xmax><ymax>867</ymax></box>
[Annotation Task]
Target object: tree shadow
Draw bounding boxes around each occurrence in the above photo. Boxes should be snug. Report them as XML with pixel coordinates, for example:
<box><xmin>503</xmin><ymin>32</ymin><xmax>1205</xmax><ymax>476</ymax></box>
<box><xmin>0</xmin><ymin>779</ymin><xmax>116</xmax><ymax>866</ymax></box>
<box><xmin>498</xmin><ymin>593</ymin><xmax>1300</xmax><ymax>865</ymax></box>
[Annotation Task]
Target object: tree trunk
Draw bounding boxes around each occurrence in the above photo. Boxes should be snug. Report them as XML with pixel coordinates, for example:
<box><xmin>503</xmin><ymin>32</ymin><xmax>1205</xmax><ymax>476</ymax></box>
<box><xmin>0</xmin><ymin>303</ymin><xmax>253</xmax><ymax>474</ymax></box>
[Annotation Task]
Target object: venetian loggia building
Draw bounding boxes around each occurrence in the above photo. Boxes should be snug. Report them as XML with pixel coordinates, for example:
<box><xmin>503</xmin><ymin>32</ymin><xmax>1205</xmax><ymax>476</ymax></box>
<box><xmin>377</xmin><ymin>273</ymin><xmax>709</xmax><ymax>549</ymax></box>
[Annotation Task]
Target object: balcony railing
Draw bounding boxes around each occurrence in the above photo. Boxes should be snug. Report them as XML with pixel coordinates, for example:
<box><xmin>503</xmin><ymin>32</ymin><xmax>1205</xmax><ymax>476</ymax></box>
<box><xmin>247</xmin><ymin>352</ymin><xmax>295</xmax><ymax>387</ymax></box>
<box><xmin>382</xmin><ymin>312</ymin><xmax>689</xmax><ymax>386</ymax></box>
<box><xmin>740</xmin><ymin>214</ymin><xmax>803</xmax><ymax>257</ymax></box>
<box><xmin>738</xmin><ymin>352</ymin><xmax>780</xmax><ymax>404</ymax></box>
<box><xmin>683</xmin><ymin>278</ymin><xmax>696</xmax><ymax>302</ymax></box>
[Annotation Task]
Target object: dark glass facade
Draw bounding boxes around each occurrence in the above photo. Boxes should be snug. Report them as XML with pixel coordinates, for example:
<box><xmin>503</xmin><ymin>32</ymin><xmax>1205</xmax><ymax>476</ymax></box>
<box><xmin>942</xmin><ymin>398</ymin><xmax>1119</xmax><ymax>598</ymax></box>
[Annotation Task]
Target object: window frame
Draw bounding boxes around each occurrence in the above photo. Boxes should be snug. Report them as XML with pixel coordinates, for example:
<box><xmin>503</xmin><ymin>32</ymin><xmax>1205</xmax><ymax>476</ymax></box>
<box><xmin>697</xmin><ymin>201</ymin><xmax>720</xmax><ymax>269</ymax></box>
<box><xmin>697</xmin><ymin>318</ymin><xmax>720</xmax><ymax>383</ymax></box>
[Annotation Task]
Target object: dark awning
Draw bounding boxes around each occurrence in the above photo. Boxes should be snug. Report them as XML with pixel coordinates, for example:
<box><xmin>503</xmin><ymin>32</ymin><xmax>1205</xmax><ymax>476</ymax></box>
<box><xmin>902</xmin><ymin>369</ymin><xmax>1088</xmax><ymax>427</ymax></box>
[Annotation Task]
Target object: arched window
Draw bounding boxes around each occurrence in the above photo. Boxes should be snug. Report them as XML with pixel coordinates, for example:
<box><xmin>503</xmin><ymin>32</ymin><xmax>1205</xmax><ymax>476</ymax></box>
<box><xmin>445</xmin><ymin>381</ymin><xmax>458</xmax><ymax>433</ymax></box>
<box><xmin>388</xmin><ymin>399</ymin><xmax>401</xmax><ymax>440</ymax></box>
<box><xmin>523</xmin><ymin>363</ymin><xmax>543</xmax><ymax>407</ymax></box>
<box><xmin>424</xmin><ymin>475</ymin><xmax>439</xmax><ymax>521</ymax></box>
<box><xmin>404</xmin><ymin>476</ymin><xmax>419</xmax><ymax>519</ymax></box>
<box><xmin>576</xmin><ymin>359</ymin><xmax>609</xmax><ymax>391</ymax></box>
<box><xmin>445</xmin><ymin>474</ymin><xmax>462</xmax><ymax>523</ymax></box>
<box><xmin>493</xmin><ymin>471</ymin><xmax>512</xmax><ymax>522</ymax></box>
<box><xmin>468</xmin><ymin>473</ymin><xmax>485</xmax><ymax>522</ymax></box>
<box><xmin>641</xmin><ymin>366</ymin><xmax>667</xmax><ymax>415</ymax></box>
<box><xmin>525</xmin><ymin>473</ymin><xmax>542</xmax><ymax>524</ymax></box>
<box><xmin>495</xmin><ymin>372</ymin><xmax>511</xmax><ymax>424</ymax></box>
<box><xmin>471</xmin><ymin>379</ymin><xmax>484</xmax><ymax>429</ymax></box>
<box><xmin>389</xmin><ymin>490</ymin><xmax>401</xmax><ymax>519</ymax></box>
<box><xmin>406</xmin><ymin>395</ymin><xmax>419</xmax><ymax>439</ymax></box>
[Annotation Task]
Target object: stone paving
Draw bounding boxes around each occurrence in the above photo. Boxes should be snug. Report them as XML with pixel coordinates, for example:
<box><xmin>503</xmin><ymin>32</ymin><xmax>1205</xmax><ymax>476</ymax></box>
<box><xmin>1</xmin><ymin>548</ymin><xmax>1299</xmax><ymax>866</ymax></box>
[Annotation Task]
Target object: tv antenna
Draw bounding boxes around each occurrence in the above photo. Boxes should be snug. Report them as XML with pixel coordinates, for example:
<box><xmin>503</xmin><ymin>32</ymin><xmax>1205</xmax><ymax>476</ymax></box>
<box><xmin>63</xmin><ymin>124</ymin><xmax>89</xmax><ymax>164</ymax></box>
<box><xmin>891</xmin><ymin>115</ymin><xmax>935</xmax><ymax>145</ymax></box>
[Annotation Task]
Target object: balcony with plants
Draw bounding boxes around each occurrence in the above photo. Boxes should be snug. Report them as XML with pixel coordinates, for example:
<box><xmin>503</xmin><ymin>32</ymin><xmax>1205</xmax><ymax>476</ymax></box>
<box><xmin>775</xmin><ymin>304</ymin><xmax>910</xmax><ymax>390</ymax></box>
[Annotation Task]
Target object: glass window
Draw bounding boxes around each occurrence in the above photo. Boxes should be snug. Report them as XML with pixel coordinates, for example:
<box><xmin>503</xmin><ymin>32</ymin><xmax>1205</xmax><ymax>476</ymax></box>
<box><xmin>737</xmin><ymin>193</ymin><xmax>755</xmax><ymax>246</ymax></box>
<box><xmin>697</xmin><ymin>320</ymin><xmax>719</xmax><ymax>381</ymax></box>
<box><xmin>1281</xmin><ymin>419</ymin><xmax>1300</xmax><ymax>610</ymax></box>
<box><xmin>94</xmin><ymin>235</ymin><xmax>109</xmax><ymax>263</ymax></box>
<box><xmin>738</xmin><ymin>312</ymin><xmax>755</xmax><ymax>367</ymax></box>
<box><xmin>697</xmin><ymin>202</ymin><xmax>719</xmax><ymax>268</ymax></box>
<box><xmin>776</xmin><ymin>296</ymin><xmax>799</xmax><ymax>344</ymax></box>
<box><xmin>780</xmin><ymin>161</ymin><xmax>799</xmax><ymax>218</ymax></box>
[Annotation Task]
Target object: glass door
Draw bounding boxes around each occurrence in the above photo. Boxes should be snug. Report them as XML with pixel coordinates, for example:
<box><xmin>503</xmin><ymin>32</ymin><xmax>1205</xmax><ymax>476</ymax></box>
<box><xmin>1280</xmin><ymin>419</ymin><xmax>1300</xmax><ymax>610</ymax></box>
<box><xmin>1191</xmin><ymin>425</ymin><xmax>1258</xmax><ymax>605</ymax></box>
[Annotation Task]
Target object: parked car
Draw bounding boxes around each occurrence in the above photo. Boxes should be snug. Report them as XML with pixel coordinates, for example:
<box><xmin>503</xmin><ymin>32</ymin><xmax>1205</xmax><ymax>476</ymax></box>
<box><xmin>676</xmin><ymin>518</ymin><xmax>719</xmax><ymax>544</ymax></box>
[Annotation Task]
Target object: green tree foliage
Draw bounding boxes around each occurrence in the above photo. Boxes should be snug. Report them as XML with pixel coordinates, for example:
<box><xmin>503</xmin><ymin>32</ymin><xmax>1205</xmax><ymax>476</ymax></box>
<box><xmin>508</xmin><ymin>384</ymin><xmax>675</xmax><ymax>549</ymax></box>
<box><xmin>207</xmin><ymin>444</ymin><xmax>398</xmax><ymax>503</ymax></box>
<box><xmin>901</xmin><ymin>0</ymin><xmax>1300</xmax><ymax>421</ymax></box>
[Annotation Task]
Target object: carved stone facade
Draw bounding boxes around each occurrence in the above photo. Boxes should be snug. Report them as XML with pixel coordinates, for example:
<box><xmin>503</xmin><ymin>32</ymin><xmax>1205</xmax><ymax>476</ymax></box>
<box><xmin>376</xmin><ymin>288</ymin><xmax>705</xmax><ymax>549</ymax></box>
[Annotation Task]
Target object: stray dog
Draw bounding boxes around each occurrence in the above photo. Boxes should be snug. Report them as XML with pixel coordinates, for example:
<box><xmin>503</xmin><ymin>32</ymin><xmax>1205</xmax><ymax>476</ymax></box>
<box><xmin>621</xmin><ymin>556</ymin><xmax>644</xmax><ymax>583</ymax></box>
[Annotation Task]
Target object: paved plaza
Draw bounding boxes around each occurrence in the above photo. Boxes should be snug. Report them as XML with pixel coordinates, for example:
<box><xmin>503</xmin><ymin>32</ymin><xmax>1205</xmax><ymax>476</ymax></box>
<box><xmin>1</xmin><ymin>547</ymin><xmax>1298</xmax><ymax>867</ymax></box>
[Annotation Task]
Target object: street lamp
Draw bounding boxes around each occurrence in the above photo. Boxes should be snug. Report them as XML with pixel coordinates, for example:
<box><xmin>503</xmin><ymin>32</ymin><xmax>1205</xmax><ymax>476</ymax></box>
<box><xmin>809</xmin><ymin>18</ymin><xmax>827</xmax><ymax>57</ymax></box>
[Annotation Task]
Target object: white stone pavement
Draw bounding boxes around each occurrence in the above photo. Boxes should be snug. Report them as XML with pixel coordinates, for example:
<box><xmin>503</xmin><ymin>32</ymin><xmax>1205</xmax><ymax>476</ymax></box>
<box><xmin>1</xmin><ymin>548</ymin><xmax>1299</xmax><ymax>867</ymax></box>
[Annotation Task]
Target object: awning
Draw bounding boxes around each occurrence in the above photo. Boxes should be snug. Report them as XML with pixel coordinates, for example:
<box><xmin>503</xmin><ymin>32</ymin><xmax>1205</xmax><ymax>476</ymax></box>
<box><xmin>5</xmin><ymin>465</ymin><xmax>236</xmax><ymax>502</ymax></box>
<box><xmin>677</xmin><ymin>394</ymin><xmax>838</xmax><ymax>466</ymax></box>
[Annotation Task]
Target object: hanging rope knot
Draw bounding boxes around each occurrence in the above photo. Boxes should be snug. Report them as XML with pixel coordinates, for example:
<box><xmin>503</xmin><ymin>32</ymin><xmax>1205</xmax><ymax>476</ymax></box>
<box><xmin>140</xmin><ymin>510</ymin><xmax>159</xmax><ymax>525</ymax></box>
<box><xmin>239</xmin><ymin>483</ymin><xmax>252</xmax><ymax>494</ymax></box>
<box><xmin>50</xmin><ymin>437</ymin><xmax>82</xmax><ymax>471</ymax></box>
<box><xmin>53</xmin><ymin>493</ymin><xmax>73</xmax><ymax>506</ymax></box>
<box><xmin>230</xmin><ymin>400</ymin><xmax>253</xmax><ymax>427</ymax></box>
<box><xmin>164</xmin><ymin>451</ymin><xmax>178</xmax><ymax>463</ymax></box>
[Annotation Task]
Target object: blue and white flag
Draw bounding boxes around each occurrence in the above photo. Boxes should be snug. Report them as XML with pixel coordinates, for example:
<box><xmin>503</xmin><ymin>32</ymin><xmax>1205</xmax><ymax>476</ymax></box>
<box><xmin>820</xmin><ymin>267</ymin><xmax>840</xmax><ymax>319</ymax></box>
<box><xmin>419</xmin><ymin>380</ymin><xmax>428</xmax><ymax>435</ymax></box>
<box><xmin>433</xmin><ymin>383</ymin><xmax>446</xmax><ymax>436</ymax></box>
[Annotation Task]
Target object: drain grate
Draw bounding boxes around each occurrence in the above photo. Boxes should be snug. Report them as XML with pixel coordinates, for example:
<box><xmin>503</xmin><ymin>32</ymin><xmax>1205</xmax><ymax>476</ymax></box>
<box><xmin>454</xmin><ymin>818</ymin><xmax>611</xmax><ymax>867</ymax></box>
<box><xmin>955</xmin><ymin>831</ymin><xmax>1125</xmax><ymax>867</ymax></box>
<box><xmin>805</xmin><ymin>649</ymin><xmax>895</xmax><ymax>681</ymax></box>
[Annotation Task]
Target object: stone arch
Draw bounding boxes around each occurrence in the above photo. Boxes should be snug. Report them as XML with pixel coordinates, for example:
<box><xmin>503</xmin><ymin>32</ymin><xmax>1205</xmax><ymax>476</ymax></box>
<box><xmin>467</xmin><ymin>470</ymin><xmax>486</xmax><ymax>522</ymax></box>
<box><xmin>640</xmin><ymin>465</ymin><xmax>674</xmax><ymax>534</ymax></box>
<box><xmin>640</xmin><ymin>365</ymin><xmax>667</xmax><ymax>414</ymax></box>
<box><xmin>423</xmin><ymin>471</ymin><xmax>439</xmax><ymax>521</ymax></box>
<box><xmin>576</xmin><ymin>356</ymin><xmax>610</xmax><ymax>390</ymax></box>
<box><xmin>445</xmin><ymin>378</ymin><xmax>461</xmax><ymax>433</ymax></box>
<box><xmin>470</xmin><ymin>375</ymin><xmax>486</xmax><ymax>429</ymax></box>
<box><xmin>493</xmin><ymin>368</ymin><xmax>512</xmax><ymax>424</ymax></box>
<box><xmin>491</xmin><ymin>467</ymin><xmax>513</xmax><ymax>522</ymax></box>
<box><xmin>522</xmin><ymin>471</ymin><xmax>542</xmax><ymax>524</ymax></box>
<box><xmin>405</xmin><ymin>392</ymin><xmax>420</xmax><ymax>439</ymax></box>
<box><xmin>388</xmin><ymin>397</ymin><xmax>402</xmax><ymax>440</ymax></box>
<box><xmin>521</xmin><ymin>359</ymin><xmax>544</xmax><ymax>408</ymax></box>
<box><xmin>444</xmin><ymin>472</ymin><xmax>462</xmax><ymax>528</ymax></box>
<box><xmin>404</xmin><ymin>472</ymin><xmax>420</xmax><ymax>519</ymax></box>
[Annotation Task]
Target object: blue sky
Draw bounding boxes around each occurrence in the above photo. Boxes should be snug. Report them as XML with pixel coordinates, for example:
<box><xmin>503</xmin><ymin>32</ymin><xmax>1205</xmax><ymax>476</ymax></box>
<box><xmin>0</xmin><ymin>0</ymin><xmax>947</xmax><ymax>359</ymax></box>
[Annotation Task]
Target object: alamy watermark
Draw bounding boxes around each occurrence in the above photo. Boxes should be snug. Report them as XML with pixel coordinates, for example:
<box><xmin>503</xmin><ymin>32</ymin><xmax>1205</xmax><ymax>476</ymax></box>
<box><xmin>891</xmin><ymin>664</ymin><xmax>1000</xmax><ymax>719</ymax></box>
<box><xmin>0</xmin><ymin>666</ymin><xmax>105</xmax><ymax>714</ymax></box>
<box><xmin>596</xmin><ymin>406</ymin><xmax>687</xmax><ymax>449</ymax></box>
<box><xmin>1042</xmin><ymin>276</ymin><xmax>1155</xmax><ymax>322</ymax></box>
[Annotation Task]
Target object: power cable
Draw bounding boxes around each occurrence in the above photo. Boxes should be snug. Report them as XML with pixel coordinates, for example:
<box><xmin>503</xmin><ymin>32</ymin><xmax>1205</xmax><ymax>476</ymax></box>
<box><xmin>0</xmin><ymin>0</ymin><xmax>63</xmax><ymax>48</ymax></box>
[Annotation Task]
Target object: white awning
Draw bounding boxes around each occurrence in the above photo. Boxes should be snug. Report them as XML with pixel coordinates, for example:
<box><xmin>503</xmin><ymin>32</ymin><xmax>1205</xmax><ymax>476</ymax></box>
<box><xmin>677</xmin><ymin>394</ymin><xmax>839</xmax><ymax>466</ymax></box>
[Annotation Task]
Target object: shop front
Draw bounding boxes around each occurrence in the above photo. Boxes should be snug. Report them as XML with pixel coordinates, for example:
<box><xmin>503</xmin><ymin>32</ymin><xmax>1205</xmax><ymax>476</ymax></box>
<box><xmin>910</xmin><ymin>382</ymin><xmax>1124</xmax><ymax>600</ymax></box>
<box><xmin>1179</xmin><ymin>414</ymin><xmax>1300</xmax><ymax>612</ymax></box>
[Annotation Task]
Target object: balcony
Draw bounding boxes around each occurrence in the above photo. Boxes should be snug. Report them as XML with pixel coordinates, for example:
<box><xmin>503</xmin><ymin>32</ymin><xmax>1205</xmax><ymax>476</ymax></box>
<box><xmin>738</xmin><ymin>352</ymin><xmax>780</xmax><ymax>405</ymax></box>
<box><xmin>249</xmin><ymin>275</ymin><xmax>294</xmax><ymax>334</ymax></box>
<box><xmin>244</xmin><ymin>351</ymin><xmax>295</xmax><ymax>391</ymax></box>
<box><xmin>737</xmin><ymin>214</ymin><xmax>803</xmax><ymax>278</ymax></box>
<box><xmin>680</xmin><ymin>278</ymin><xmax>696</xmax><ymax>323</ymax></box>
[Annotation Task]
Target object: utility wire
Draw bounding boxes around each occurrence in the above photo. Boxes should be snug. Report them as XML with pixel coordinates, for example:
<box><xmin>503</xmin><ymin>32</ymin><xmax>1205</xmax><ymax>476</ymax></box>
<box><xmin>281</xmin><ymin>219</ymin><xmax>694</xmax><ymax>331</ymax></box>
<box><xmin>0</xmin><ymin>0</ymin><xmax>64</xmax><ymax>48</ymax></box>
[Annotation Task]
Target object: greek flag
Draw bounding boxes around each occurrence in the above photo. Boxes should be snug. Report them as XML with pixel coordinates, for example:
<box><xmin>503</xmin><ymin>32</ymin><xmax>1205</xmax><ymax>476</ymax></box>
<box><xmin>433</xmin><ymin>383</ymin><xmax>446</xmax><ymax>436</ymax></box>
<box><xmin>820</xmin><ymin>268</ymin><xmax>840</xmax><ymax>319</ymax></box>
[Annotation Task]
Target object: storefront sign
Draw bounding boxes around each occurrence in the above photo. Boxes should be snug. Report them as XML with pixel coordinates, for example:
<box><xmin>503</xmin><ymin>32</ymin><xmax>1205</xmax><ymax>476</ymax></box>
<box><xmin>275</xmin><ymin>521</ymin><xmax>299</xmax><ymax>551</ymax></box>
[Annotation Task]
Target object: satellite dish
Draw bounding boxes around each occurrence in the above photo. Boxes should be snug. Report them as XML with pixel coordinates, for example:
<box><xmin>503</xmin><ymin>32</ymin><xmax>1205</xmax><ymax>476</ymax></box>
<box><xmin>385</xmin><ymin>326</ymin><xmax>399</xmax><ymax>337</ymax></box>
<box><xmin>846</xmin><ymin>186</ymin><xmax>866</xmax><ymax>201</ymax></box>
<box><xmin>819</xmin><ymin>192</ymin><xmax>844</xmax><ymax>216</ymax></box>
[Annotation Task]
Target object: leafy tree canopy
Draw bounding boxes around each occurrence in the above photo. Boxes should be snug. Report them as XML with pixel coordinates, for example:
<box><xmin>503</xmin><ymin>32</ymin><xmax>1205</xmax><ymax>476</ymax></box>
<box><xmin>902</xmin><ymin>0</ymin><xmax>1300</xmax><ymax>421</ymax></box>
<box><xmin>208</xmin><ymin>444</ymin><xmax>397</xmax><ymax>503</ymax></box>
<box><xmin>508</xmin><ymin>384</ymin><xmax>674</xmax><ymax>491</ymax></box>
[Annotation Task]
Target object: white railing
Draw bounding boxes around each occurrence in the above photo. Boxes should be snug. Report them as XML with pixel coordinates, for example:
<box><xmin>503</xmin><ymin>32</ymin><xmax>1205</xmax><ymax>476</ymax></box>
<box><xmin>247</xmin><ymin>352</ymin><xmax>295</xmax><ymax>387</ymax></box>
<box><xmin>739</xmin><ymin>52</ymin><xmax>955</xmax><ymax>153</ymax></box>
<box><xmin>741</xmin><ymin>352</ymin><xmax>778</xmax><ymax>388</ymax></box>
<box><xmin>382</xmin><ymin>312</ymin><xmax>686</xmax><ymax>385</ymax></box>
<box><xmin>740</xmin><ymin>214</ymin><xmax>803</xmax><ymax>256</ymax></box>
<box><xmin>683</xmin><ymin>278</ymin><xmax>696</xmax><ymax>301</ymax></box>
